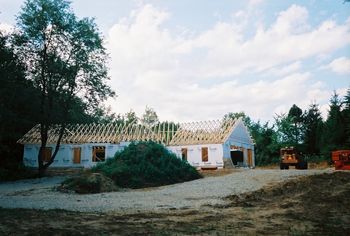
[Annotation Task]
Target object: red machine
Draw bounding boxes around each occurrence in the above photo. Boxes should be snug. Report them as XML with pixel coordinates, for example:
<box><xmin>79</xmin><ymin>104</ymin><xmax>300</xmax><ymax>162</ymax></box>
<box><xmin>332</xmin><ymin>150</ymin><xmax>350</xmax><ymax>170</ymax></box>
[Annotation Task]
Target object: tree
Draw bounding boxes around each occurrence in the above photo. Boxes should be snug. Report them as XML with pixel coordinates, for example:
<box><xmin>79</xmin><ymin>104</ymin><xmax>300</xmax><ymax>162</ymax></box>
<box><xmin>303</xmin><ymin>103</ymin><xmax>323</xmax><ymax>155</ymax></box>
<box><xmin>223</xmin><ymin>112</ymin><xmax>252</xmax><ymax>128</ymax></box>
<box><xmin>88</xmin><ymin>105</ymin><xmax>124</xmax><ymax>125</ymax></box>
<box><xmin>321</xmin><ymin>92</ymin><xmax>346</xmax><ymax>157</ymax></box>
<box><xmin>0</xmin><ymin>31</ymin><xmax>40</xmax><ymax>168</ymax></box>
<box><xmin>287</xmin><ymin>104</ymin><xmax>304</xmax><ymax>145</ymax></box>
<box><xmin>15</xmin><ymin>0</ymin><xmax>114</xmax><ymax>175</ymax></box>
<box><xmin>249</xmin><ymin>121</ymin><xmax>280</xmax><ymax>165</ymax></box>
<box><xmin>124</xmin><ymin>109</ymin><xmax>138</xmax><ymax>125</ymax></box>
<box><xmin>343</xmin><ymin>88</ymin><xmax>350</xmax><ymax>145</ymax></box>
<box><xmin>141</xmin><ymin>106</ymin><xmax>159</xmax><ymax>127</ymax></box>
<box><xmin>275</xmin><ymin>113</ymin><xmax>295</xmax><ymax>146</ymax></box>
<box><xmin>274</xmin><ymin>104</ymin><xmax>305</xmax><ymax>148</ymax></box>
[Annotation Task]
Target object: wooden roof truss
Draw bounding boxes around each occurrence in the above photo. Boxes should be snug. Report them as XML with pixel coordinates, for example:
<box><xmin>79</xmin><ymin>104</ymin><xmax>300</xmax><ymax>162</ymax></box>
<box><xmin>18</xmin><ymin>118</ymin><xmax>239</xmax><ymax>146</ymax></box>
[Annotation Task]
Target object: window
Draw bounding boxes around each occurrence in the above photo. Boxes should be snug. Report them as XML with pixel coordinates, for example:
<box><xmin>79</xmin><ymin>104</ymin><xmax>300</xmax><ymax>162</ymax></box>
<box><xmin>42</xmin><ymin>147</ymin><xmax>52</xmax><ymax>162</ymax></box>
<box><xmin>92</xmin><ymin>146</ymin><xmax>105</xmax><ymax>162</ymax></box>
<box><xmin>181</xmin><ymin>148</ymin><xmax>188</xmax><ymax>161</ymax></box>
<box><xmin>73</xmin><ymin>147</ymin><xmax>81</xmax><ymax>164</ymax></box>
<box><xmin>201</xmin><ymin>147</ymin><xmax>208</xmax><ymax>162</ymax></box>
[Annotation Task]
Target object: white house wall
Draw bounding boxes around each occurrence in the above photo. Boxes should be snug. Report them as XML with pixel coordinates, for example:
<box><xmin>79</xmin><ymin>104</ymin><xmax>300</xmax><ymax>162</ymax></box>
<box><xmin>167</xmin><ymin>144</ymin><xmax>224</xmax><ymax>169</ymax></box>
<box><xmin>23</xmin><ymin>142</ymin><xmax>130</xmax><ymax>168</ymax></box>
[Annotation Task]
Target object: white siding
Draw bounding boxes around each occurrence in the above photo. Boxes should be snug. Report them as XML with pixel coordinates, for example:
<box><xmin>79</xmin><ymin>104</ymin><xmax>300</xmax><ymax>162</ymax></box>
<box><xmin>167</xmin><ymin>144</ymin><xmax>224</xmax><ymax>169</ymax></box>
<box><xmin>23</xmin><ymin>143</ymin><xmax>126</xmax><ymax>168</ymax></box>
<box><xmin>22</xmin><ymin>120</ymin><xmax>255</xmax><ymax>169</ymax></box>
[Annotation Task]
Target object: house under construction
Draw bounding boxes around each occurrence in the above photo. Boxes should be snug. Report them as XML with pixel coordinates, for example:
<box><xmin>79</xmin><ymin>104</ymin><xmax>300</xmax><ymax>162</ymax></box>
<box><xmin>18</xmin><ymin>118</ymin><xmax>255</xmax><ymax>169</ymax></box>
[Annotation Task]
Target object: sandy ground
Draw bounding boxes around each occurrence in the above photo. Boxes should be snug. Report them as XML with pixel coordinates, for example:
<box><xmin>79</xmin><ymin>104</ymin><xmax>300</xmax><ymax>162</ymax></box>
<box><xmin>0</xmin><ymin>170</ymin><xmax>349</xmax><ymax>235</ymax></box>
<box><xmin>0</xmin><ymin>168</ymin><xmax>331</xmax><ymax>212</ymax></box>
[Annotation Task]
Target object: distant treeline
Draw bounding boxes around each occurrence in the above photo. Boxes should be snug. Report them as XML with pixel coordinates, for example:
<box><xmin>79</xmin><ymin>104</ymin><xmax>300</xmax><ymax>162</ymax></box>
<box><xmin>225</xmin><ymin>91</ymin><xmax>350</xmax><ymax>165</ymax></box>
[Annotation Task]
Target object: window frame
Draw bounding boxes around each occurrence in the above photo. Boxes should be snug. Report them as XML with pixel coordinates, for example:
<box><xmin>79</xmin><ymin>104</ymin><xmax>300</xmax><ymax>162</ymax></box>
<box><xmin>92</xmin><ymin>146</ymin><xmax>106</xmax><ymax>162</ymax></box>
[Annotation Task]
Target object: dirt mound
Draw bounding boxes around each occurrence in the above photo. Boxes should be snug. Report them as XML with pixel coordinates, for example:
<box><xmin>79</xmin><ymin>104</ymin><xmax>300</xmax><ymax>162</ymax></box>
<box><xmin>58</xmin><ymin>172</ymin><xmax>119</xmax><ymax>194</ymax></box>
<box><xmin>222</xmin><ymin>171</ymin><xmax>350</xmax><ymax>235</ymax></box>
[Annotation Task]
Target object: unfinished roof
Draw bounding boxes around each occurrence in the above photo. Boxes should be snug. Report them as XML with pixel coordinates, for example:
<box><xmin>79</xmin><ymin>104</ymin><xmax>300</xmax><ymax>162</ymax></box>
<box><xmin>168</xmin><ymin>119</ymin><xmax>238</xmax><ymax>145</ymax></box>
<box><xmin>18</xmin><ymin>118</ymin><xmax>240</xmax><ymax>145</ymax></box>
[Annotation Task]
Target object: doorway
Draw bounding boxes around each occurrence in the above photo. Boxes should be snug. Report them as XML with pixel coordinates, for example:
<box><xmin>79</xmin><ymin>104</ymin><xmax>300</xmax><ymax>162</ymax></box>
<box><xmin>230</xmin><ymin>150</ymin><xmax>243</xmax><ymax>165</ymax></box>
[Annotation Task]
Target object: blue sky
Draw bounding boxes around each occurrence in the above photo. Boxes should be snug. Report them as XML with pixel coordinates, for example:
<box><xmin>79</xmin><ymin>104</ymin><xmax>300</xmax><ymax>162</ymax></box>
<box><xmin>1</xmin><ymin>0</ymin><xmax>350</xmax><ymax>122</ymax></box>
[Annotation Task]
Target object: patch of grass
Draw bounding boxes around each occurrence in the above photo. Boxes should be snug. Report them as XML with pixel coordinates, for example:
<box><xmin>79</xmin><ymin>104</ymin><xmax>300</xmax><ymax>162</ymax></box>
<box><xmin>92</xmin><ymin>141</ymin><xmax>202</xmax><ymax>188</ymax></box>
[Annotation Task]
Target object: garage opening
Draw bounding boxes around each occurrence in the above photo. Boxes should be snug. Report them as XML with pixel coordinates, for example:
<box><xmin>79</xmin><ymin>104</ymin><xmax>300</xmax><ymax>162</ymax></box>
<box><xmin>230</xmin><ymin>150</ymin><xmax>243</xmax><ymax>166</ymax></box>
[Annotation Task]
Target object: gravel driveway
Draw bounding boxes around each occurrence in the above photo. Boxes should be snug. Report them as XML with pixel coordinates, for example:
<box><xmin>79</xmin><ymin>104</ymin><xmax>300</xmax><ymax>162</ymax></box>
<box><xmin>0</xmin><ymin>169</ymin><xmax>331</xmax><ymax>213</ymax></box>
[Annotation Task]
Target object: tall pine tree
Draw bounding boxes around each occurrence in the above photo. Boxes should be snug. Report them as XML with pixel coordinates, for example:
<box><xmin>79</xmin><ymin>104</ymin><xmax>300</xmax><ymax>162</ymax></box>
<box><xmin>321</xmin><ymin>92</ymin><xmax>346</xmax><ymax>157</ymax></box>
<box><xmin>342</xmin><ymin>88</ymin><xmax>350</xmax><ymax>146</ymax></box>
<box><xmin>303</xmin><ymin>103</ymin><xmax>323</xmax><ymax>155</ymax></box>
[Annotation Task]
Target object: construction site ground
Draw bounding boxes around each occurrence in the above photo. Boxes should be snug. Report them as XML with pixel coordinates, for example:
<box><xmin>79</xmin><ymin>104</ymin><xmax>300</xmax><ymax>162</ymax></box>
<box><xmin>0</xmin><ymin>167</ymin><xmax>349</xmax><ymax>235</ymax></box>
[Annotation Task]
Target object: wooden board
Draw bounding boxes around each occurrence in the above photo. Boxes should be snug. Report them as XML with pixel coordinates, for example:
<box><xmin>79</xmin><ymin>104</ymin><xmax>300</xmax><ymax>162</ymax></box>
<box><xmin>247</xmin><ymin>149</ymin><xmax>253</xmax><ymax>167</ymax></box>
<box><xmin>202</xmin><ymin>147</ymin><xmax>208</xmax><ymax>162</ymax></box>
<box><xmin>73</xmin><ymin>147</ymin><xmax>81</xmax><ymax>164</ymax></box>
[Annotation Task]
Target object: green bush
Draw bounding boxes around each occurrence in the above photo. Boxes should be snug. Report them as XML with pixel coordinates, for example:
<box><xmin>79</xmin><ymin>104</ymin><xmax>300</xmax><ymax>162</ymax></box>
<box><xmin>92</xmin><ymin>141</ymin><xmax>202</xmax><ymax>188</ymax></box>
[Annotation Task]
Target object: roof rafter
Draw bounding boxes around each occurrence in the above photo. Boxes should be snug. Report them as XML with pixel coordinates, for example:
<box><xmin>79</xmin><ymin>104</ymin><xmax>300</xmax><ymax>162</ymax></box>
<box><xmin>18</xmin><ymin>118</ymin><xmax>240</xmax><ymax>146</ymax></box>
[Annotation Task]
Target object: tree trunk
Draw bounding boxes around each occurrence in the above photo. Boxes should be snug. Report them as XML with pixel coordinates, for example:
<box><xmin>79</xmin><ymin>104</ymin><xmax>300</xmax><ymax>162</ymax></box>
<box><xmin>38</xmin><ymin>123</ymin><xmax>48</xmax><ymax>177</ymax></box>
<box><xmin>37</xmin><ymin>123</ymin><xmax>66</xmax><ymax>177</ymax></box>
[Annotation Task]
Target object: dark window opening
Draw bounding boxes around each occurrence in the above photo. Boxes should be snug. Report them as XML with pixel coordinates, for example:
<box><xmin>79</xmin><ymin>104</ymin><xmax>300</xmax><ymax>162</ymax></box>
<box><xmin>181</xmin><ymin>148</ymin><xmax>188</xmax><ymax>161</ymax></box>
<box><xmin>92</xmin><ymin>146</ymin><xmax>105</xmax><ymax>162</ymax></box>
<box><xmin>42</xmin><ymin>147</ymin><xmax>52</xmax><ymax>162</ymax></box>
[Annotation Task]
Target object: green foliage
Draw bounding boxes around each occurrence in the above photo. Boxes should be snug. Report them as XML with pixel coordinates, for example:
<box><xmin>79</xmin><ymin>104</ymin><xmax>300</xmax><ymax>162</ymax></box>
<box><xmin>0</xmin><ymin>32</ymin><xmax>40</xmax><ymax>168</ymax></box>
<box><xmin>249</xmin><ymin>121</ymin><xmax>280</xmax><ymax>165</ymax></box>
<box><xmin>124</xmin><ymin>109</ymin><xmax>138</xmax><ymax>125</ymax></box>
<box><xmin>275</xmin><ymin>114</ymin><xmax>297</xmax><ymax>147</ymax></box>
<box><xmin>321</xmin><ymin>92</ymin><xmax>347</xmax><ymax>157</ymax></box>
<box><xmin>225</xmin><ymin>91</ymin><xmax>350</xmax><ymax>166</ymax></box>
<box><xmin>303</xmin><ymin>103</ymin><xmax>323</xmax><ymax>155</ymax></box>
<box><xmin>223</xmin><ymin>112</ymin><xmax>252</xmax><ymax>127</ymax></box>
<box><xmin>342</xmin><ymin>88</ymin><xmax>350</xmax><ymax>146</ymax></box>
<box><xmin>14</xmin><ymin>0</ymin><xmax>115</xmax><ymax>173</ymax></box>
<box><xmin>141</xmin><ymin>106</ymin><xmax>159</xmax><ymax>127</ymax></box>
<box><xmin>93</xmin><ymin>141</ymin><xmax>202</xmax><ymax>188</ymax></box>
<box><xmin>287</xmin><ymin>104</ymin><xmax>304</xmax><ymax>144</ymax></box>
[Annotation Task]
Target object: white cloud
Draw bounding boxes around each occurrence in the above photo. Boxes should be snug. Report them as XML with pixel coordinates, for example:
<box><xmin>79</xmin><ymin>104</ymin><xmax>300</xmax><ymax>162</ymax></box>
<box><xmin>327</xmin><ymin>57</ymin><xmax>350</xmax><ymax>75</ymax></box>
<box><xmin>192</xmin><ymin>5</ymin><xmax>350</xmax><ymax>77</ymax></box>
<box><xmin>106</xmin><ymin>4</ymin><xmax>350</xmax><ymax>122</ymax></box>
<box><xmin>265</xmin><ymin>61</ymin><xmax>302</xmax><ymax>77</ymax></box>
<box><xmin>248</xmin><ymin>0</ymin><xmax>264</xmax><ymax>7</ymax></box>
<box><xmin>0</xmin><ymin>22</ymin><xmax>14</xmax><ymax>35</ymax></box>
